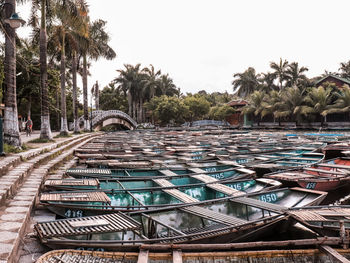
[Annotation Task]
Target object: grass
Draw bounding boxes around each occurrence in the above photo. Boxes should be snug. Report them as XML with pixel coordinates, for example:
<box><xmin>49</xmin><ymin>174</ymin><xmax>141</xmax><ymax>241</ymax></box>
<box><xmin>54</xmin><ymin>133</ymin><xmax>72</xmax><ymax>138</ymax></box>
<box><xmin>4</xmin><ymin>143</ymin><xmax>30</xmax><ymax>153</ymax></box>
<box><xmin>28</xmin><ymin>138</ymin><xmax>55</xmax><ymax>144</ymax></box>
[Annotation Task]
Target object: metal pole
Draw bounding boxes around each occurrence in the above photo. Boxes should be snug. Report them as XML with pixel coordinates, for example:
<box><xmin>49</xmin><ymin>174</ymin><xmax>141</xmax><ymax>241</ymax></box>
<box><xmin>0</xmin><ymin>116</ymin><xmax>5</xmax><ymax>156</ymax></box>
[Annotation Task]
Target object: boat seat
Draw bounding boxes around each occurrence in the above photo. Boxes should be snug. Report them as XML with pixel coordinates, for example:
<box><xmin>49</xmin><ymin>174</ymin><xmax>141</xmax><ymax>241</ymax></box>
<box><xmin>181</xmin><ymin>206</ymin><xmax>247</xmax><ymax>226</ymax></box>
<box><xmin>304</xmin><ymin>168</ymin><xmax>347</xmax><ymax>176</ymax></box>
<box><xmin>232</xmin><ymin>197</ymin><xmax>285</xmax><ymax>213</ymax></box>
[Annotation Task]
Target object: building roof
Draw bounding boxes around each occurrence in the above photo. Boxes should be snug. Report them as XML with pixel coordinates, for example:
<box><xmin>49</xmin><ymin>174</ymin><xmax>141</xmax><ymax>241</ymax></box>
<box><xmin>315</xmin><ymin>74</ymin><xmax>350</xmax><ymax>86</ymax></box>
<box><xmin>227</xmin><ymin>99</ymin><xmax>248</xmax><ymax>107</ymax></box>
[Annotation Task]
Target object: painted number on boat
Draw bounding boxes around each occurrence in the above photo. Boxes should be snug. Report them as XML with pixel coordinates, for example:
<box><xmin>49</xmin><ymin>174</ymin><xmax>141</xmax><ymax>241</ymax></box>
<box><xmin>306</xmin><ymin>182</ymin><xmax>317</xmax><ymax>189</ymax></box>
<box><xmin>206</xmin><ymin>167</ymin><xmax>217</xmax><ymax>172</ymax></box>
<box><xmin>211</xmin><ymin>173</ymin><xmax>225</xmax><ymax>179</ymax></box>
<box><xmin>259</xmin><ymin>193</ymin><xmax>277</xmax><ymax>203</ymax></box>
<box><xmin>65</xmin><ymin>209</ymin><xmax>83</xmax><ymax>218</ymax></box>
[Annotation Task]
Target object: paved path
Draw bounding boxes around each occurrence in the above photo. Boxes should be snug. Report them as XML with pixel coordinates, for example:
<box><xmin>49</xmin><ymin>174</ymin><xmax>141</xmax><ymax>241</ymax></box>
<box><xmin>20</xmin><ymin>131</ymin><xmax>60</xmax><ymax>144</ymax></box>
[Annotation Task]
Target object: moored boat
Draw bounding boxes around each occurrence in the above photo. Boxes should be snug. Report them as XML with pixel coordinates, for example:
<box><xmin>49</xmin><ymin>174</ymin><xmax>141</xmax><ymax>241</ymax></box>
<box><xmin>264</xmin><ymin>157</ymin><xmax>350</xmax><ymax>191</ymax></box>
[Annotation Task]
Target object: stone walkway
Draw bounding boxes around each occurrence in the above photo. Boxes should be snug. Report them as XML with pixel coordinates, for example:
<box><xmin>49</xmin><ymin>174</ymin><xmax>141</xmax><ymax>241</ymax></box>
<box><xmin>0</xmin><ymin>132</ymin><xmax>99</xmax><ymax>263</ymax></box>
<box><xmin>20</xmin><ymin>131</ymin><xmax>60</xmax><ymax>144</ymax></box>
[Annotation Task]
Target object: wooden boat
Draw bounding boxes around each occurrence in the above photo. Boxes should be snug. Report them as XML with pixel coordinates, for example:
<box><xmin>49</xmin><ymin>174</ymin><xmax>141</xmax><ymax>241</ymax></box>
<box><xmin>65</xmin><ymin>163</ymin><xmax>255</xmax><ymax>180</ymax></box>
<box><xmin>288</xmin><ymin>206</ymin><xmax>350</xmax><ymax>237</ymax></box>
<box><xmin>43</xmin><ymin>177</ymin><xmax>281</xmax><ymax>192</ymax></box>
<box><xmin>36</xmin><ymin>247</ymin><xmax>350</xmax><ymax>263</ymax></box>
<box><xmin>264</xmin><ymin>157</ymin><xmax>350</xmax><ymax>191</ymax></box>
<box><xmin>39</xmin><ymin>185</ymin><xmax>326</xmax><ymax>218</ymax></box>
<box><xmin>35</xmin><ymin>187</ymin><xmax>326</xmax><ymax>250</ymax></box>
<box><xmin>246</xmin><ymin>152</ymin><xmax>325</xmax><ymax>175</ymax></box>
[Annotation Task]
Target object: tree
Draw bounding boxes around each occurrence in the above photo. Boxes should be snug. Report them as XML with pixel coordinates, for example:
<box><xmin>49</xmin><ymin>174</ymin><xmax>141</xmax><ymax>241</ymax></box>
<box><xmin>274</xmin><ymin>86</ymin><xmax>305</xmax><ymax>125</ymax></box>
<box><xmin>326</xmin><ymin>85</ymin><xmax>350</xmax><ymax>120</ymax></box>
<box><xmin>242</xmin><ymin>90</ymin><xmax>266</xmax><ymax>125</ymax></box>
<box><xmin>114</xmin><ymin>64</ymin><xmax>144</xmax><ymax>122</ymax></box>
<box><xmin>183</xmin><ymin>96</ymin><xmax>210</xmax><ymax>122</ymax></box>
<box><xmin>270</xmin><ymin>58</ymin><xmax>289</xmax><ymax>90</ymax></box>
<box><xmin>303</xmin><ymin>86</ymin><xmax>333</xmax><ymax>126</ymax></box>
<box><xmin>232</xmin><ymin>67</ymin><xmax>260</xmax><ymax>98</ymax></box>
<box><xmin>51</xmin><ymin>0</ymin><xmax>83</xmax><ymax>135</ymax></box>
<box><xmin>260</xmin><ymin>72</ymin><xmax>278</xmax><ymax>92</ymax></box>
<box><xmin>38</xmin><ymin>0</ymin><xmax>53</xmax><ymax>139</ymax></box>
<box><xmin>3</xmin><ymin>0</ymin><xmax>21</xmax><ymax>146</ymax></box>
<box><xmin>339</xmin><ymin>61</ymin><xmax>350</xmax><ymax>79</ymax></box>
<box><xmin>285</xmin><ymin>62</ymin><xmax>308</xmax><ymax>88</ymax></box>
<box><xmin>79</xmin><ymin>18</ymin><xmax>116</xmax><ymax>130</ymax></box>
<box><xmin>99</xmin><ymin>84</ymin><xmax>128</xmax><ymax>112</ymax></box>
<box><xmin>209</xmin><ymin>105</ymin><xmax>235</xmax><ymax>121</ymax></box>
<box><xmin>151</xmin><ymin>96</ymin><xmax>188</xmax><ymax>125</ymax></box>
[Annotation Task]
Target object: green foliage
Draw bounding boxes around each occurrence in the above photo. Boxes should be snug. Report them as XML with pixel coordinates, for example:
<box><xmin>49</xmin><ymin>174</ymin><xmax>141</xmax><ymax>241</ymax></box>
<box><xmin>145</xmin><ymin>95</ymin><xmax>188</xmax><ymax>125</ymax></box>
<box><xmin>4</xmin><ymin>143</ymin><xmax>29</xmax><ymax>153</ymax></box>
<box><xmin>100</xmin><ymin>84</ymin><xmax>128</xmax><ymax>112</ymax></box>
<box><xmin>209</xmin><ymin>105</ymin><xmax>235</xmax><ymax>121</ymax></box>
<box><xmin>28</xmin><ymin>138</ymin><xmax>55</xmax><ymax>143</ymax></box>
<box><xmin>183</xmin><ymin>96</ymin><xmax>210</xmax><ymax>121</ymax></box>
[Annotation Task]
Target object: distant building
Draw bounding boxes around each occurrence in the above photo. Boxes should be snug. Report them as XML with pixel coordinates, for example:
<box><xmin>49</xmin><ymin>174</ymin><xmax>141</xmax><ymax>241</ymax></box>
<box><xmin>315</xmin><ymin>74</ymin><xmax>350</xmax><ymax>89</ymax></box>
<box><xmin>226</xmin><ymin>100</ymin><xmax>252</xmax><ymax>126</ymax></box>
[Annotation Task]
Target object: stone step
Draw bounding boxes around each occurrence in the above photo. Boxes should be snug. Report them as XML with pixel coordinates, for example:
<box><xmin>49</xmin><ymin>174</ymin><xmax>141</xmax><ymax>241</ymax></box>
<box><xmin>0</xmin><ymin>134</ymin><xmax>92</xmax><ymax>179</ymax></box>
<box><xmin>0</xmin><ymin>134</ymin><xmax>97</xmax><ymax>263</ymax></box>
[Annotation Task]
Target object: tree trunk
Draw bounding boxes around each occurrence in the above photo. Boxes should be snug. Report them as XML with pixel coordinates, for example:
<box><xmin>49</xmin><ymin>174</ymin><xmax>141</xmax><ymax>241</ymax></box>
<box><xmin>3</xmin><ymin>0</ymin><xmax>21</xmax><ymax>146</ymax></box>
<box><xmin>133</xmin><ymin>99</ymin><xmax>136</xmax><ymax>120</ymax></box>
<box><xmin>39</xmin><ymin>0</ymin><xmax>52</xmax><ymax>140</ymax></box>
<box><xmin>127</xmin><ymin>91</ymin><xmax>132</xmax><ymax>117</ymax></box>
<box><xmin>72</xmin><ymin>51</ymin><xmax>80</xmax><ymax>133</ymax></box>
<box><xmin>138</xmin><ymin>97</ymin><xmax>143</xmax><ymax>123</ymax></box>
<box><xmin>95</xmin><ymin>81</ymin><xmax>99</xmax><ymax>111</ymax></box>
<box><xmin>83</xmin><ymin>54</ymin><xmax>89</xmax><ymax>130</ymax></box>
<box><xmin>27</xmin><ymin>95</ymin><xmax>31</xmax><ymax>119</ymax></box>
<box><xmin>60</xmin><ymin>33</ymin><xmax>68</xmax><ymax>136</ymax></box>
<box><xmin>56</xmin><ymin>87</ymin><xmax>60</xmax><ymax>131</ymax></box>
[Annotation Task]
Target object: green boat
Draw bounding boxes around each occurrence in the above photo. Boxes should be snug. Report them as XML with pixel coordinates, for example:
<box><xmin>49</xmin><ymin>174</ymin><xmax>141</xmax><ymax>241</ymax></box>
<box><xmin>34</xmin><ymin>188</ymin><xmax>327</xmax><ymax>250</ymax></box>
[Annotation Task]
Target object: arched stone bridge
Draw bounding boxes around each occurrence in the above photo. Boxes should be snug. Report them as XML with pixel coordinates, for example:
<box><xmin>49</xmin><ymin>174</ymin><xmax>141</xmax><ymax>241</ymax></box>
<box><xmin>78</xmin><ymin>110</ymin><xmax>137</xmax><ymax>130</ymax></box>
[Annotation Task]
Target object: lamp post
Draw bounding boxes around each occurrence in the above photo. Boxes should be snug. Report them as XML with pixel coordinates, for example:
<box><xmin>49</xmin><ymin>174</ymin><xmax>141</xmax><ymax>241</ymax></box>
<box><xmin>2</xmin><ymin>0</ymin><xmax>25</xmax><ymax>148</ymax></box>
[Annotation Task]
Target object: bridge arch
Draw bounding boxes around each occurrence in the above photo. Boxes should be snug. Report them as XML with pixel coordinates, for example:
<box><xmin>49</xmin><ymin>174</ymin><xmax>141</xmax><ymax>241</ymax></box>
<box><xmin>78</xmin><ymin>110</ymin><xmax>137</xmax><ymax>130</ymax></box>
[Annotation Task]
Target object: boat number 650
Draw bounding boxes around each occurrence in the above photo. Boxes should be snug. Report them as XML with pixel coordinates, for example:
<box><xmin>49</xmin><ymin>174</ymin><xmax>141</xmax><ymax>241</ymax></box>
<box><xmin>259</xmin><ymin>193</ymin><xmax>277</xmax><ymax>203</ymax></box>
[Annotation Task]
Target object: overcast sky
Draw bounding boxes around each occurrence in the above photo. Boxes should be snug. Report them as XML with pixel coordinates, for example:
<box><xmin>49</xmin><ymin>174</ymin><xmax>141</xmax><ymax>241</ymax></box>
<box><xmin>16</xmin><ymin>0</ymin><xmax>350</xmax><ymax>96</ymax></box>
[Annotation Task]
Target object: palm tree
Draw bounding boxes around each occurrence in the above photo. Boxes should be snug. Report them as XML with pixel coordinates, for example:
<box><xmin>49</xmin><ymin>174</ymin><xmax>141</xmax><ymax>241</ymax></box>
<box><xmin>241</xmin><ymin>90</ymin><xmax>266</xmax><ymax>125</ymax></box>
<box><xmin>326</xmin><ymin>85</ymin><xmax>350</xmax><ymax>120</ymax></box>
<box><xmin>114</xmin><ymin>64</ymin><xmax>144</xmax><ymax>121</ymax></box>
<box><xmin>3</xmin><ymin>0</ymin><xmax>21</xmax><ymax>146</ymax></box>
<box><xmin>270</xmin><ymin>58</ymin><xmax>289</xmax><ymax>90</ymax></box>
<box><xmin>158</xmin><ymin>74</ymin><xmax>178</xmax><ymax>97</ymax></box>
<box><xmin>232</xmin><ymin>67</ymin><xmax>260</xmax><ymax>98</ymax></box>
<box><xmin>259</xmin><ymin>72</ymin><xmax>278</xmax><ymax>93</ymax></box>
<box><xmin>274</xmin><ymin>86</ymin><xmax>305</xmax><ymax>125</ymax></box>
<box><xmin>261</xmin><ymin>90</ymin><xmax>281</xmax><ymax>124</ymax></box>
<box><xmin>51</xmin><ymin>0</ymin><xmax>85</xmax><ymax>135</ymax></box>
<box><xmin>79</xmin><ymin>18</ymin><xmax>116</xmax><ymax>130</ymax></box>
<box><xmin>38</xmin><ymin>0</ymin><xmax>53</xmax><ymax>139</ymax></box>
<box><xmin>303</xmin><ymin>86</ymin><xmax>333</xmax><ymax>126</ymax></box>
<box><xmin>285</xmin><ymin>62</ymin><xmax>308</xmax><ymax>88</ymax></box>
<box><xmin>339</xmin><ymin>61</ymin><xmax>350</xmax><ymax>79</ymax></box>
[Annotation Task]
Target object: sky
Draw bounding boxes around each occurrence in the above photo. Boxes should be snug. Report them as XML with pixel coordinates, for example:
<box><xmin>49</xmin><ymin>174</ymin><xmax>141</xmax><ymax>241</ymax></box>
<box><xmin>16</xmin><ymin>0</ymin><xmax>350</xmax><ymax>96</ymax></box>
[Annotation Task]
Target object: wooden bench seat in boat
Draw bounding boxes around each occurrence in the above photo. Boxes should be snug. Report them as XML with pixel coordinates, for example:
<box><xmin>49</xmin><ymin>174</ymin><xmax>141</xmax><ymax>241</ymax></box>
<box><xmin>181</xmin><ymin>206</ymin><xmax>247</xmax><ymax>226</ymax></box>
<box><xmin>35</xmin><ymin>213</ymin><xmax>140</xmax><ymax>238</ymax></box>
<box><xmin>304</xmin><ymin>168</ymin><xmax>347</xmax><ymax>176</ymax></box>
<box><xmin>40</xmin><ymin>192</ymin><xmax>111</xmax><ymax>203</ymax></box>
<box><xmin>317</xmin><ymin>163</ymin><xmax>350</xmax><ymax>170</ymax></box>
<box><xmin>232</xmin><ymin>197</ymin><xmax>285</xmax><ymax>213</ymax></box>
<box><xmin>158</xmin><ymin>170</ymin><xmax>178</xmax><ymax>176</ymax></box>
